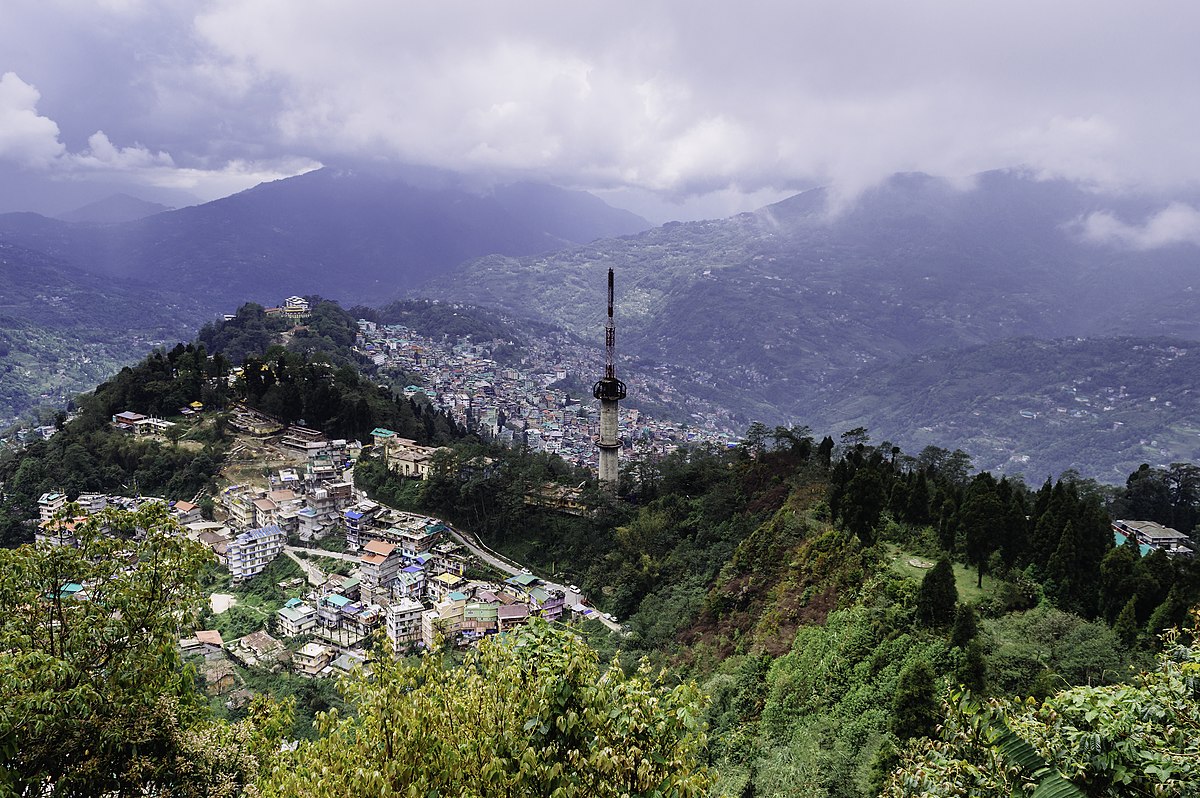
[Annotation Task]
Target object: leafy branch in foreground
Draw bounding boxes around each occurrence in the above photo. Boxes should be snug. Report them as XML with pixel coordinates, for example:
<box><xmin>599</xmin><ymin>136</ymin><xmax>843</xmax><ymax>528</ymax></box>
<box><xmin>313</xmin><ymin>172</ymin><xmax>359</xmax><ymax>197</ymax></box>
<box><xmin>261</xmin><ymin>620</ymin><xmax>714</xmax><ymax>798</ymax></box>
<box><xmin>883</xmin><ymin>610</ymin><xmax>1200</xmax><ymax>797</ymax></box>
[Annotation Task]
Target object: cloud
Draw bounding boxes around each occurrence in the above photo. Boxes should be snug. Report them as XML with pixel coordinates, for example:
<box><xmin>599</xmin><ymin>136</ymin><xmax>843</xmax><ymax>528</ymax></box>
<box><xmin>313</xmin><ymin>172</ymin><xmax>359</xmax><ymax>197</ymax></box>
<box><xmin>68</xmin><ymin>131</ymin><xmax>175</xmax><ymax>170</ymax></box>
<box><xmin>3</xmin><ymin>1</ymin><xmax>1200</xmax><ymax>215</ymax></box>
<box><xmin>0</xmin><ymin>73</ymin><xmax>66</xmax><ymax>167</ymax></box>
<box><xmin>0</xmin><ymin>70</ymin><xmax>318</xmax><ymax>203</ymax></box>
<box><xmin>1080</xmin><ymin>203</ymin><xmax>1200</xmax><ymax>250</ymax></box>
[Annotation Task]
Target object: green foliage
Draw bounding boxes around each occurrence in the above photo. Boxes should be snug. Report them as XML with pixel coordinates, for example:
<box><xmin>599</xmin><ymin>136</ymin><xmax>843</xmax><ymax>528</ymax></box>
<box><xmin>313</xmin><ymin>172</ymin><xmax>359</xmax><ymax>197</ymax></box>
<box><xmin>982</xmin><ymin>607</ymin><xmax>1128</xmax><ymax>697</ymax></box>
<box><xmin>891</xmin><ymin>659</ymin><xmax>940</xmax><ymax>740</ymax></box>
<box><xmin>747</xmin><ymin>607</ymin><xmax>949</xmax><ymax>798</ymax></box>
<box><xmin>259</xmin><ymin>621</ymin><xmax>713</xmax><ymax>797</ymax></box>
<box><xmin>883</xmin><ymin>612</ymin><xmax>1200</xmax><ymax>797</ymax></box>
<box><xmin>0</xmin><ymin>342</ymin><xmax>232</xmax><ymax>545</ymax></box>
<box><xmin>0</xmin><ymin>504</ymin><xmax>214</xmax><ymax>795</ymax></box>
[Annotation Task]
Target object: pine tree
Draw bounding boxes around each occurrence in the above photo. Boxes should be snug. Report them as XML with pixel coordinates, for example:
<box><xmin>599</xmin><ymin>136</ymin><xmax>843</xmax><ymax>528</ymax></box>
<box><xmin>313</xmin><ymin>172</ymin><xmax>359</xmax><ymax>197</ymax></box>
<box><xmin>891</xmin><ymin>659</ymin><xmax>940</xmax><ymax>740</ymax></box>
<box><xmin>917</xmin><ymin>557</ymin><xmax>958</xmax><ymax>628</ymax></box>
<box><xmin>1114</xmin><ymin>595</ymin><xmax>1139</xmax><ymax>649</ymax></box>
<box><xmin>951</xmin><ymin>603</ymin><xmax>978</xmax><ymax>649</ymax></box>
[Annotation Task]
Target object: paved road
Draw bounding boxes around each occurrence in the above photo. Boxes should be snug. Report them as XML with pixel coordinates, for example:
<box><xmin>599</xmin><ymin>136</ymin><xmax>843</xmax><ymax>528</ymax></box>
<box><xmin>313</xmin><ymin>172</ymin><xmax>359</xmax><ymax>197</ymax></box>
<box><xmin>285</xmin><ymin>545</ymin><xmax>359</xmax><ymax>563</ymax></box>
<box><xmin>283</xmin><ymin>549</ymin><xmax>328</xmax><ymax>586</ymax></box>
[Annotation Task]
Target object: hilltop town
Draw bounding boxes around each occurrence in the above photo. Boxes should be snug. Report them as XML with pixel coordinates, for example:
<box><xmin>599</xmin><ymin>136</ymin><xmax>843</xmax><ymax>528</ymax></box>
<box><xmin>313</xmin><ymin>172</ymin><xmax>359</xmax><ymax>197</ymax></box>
<box><xmin>353</xmin><ymin>316</ymin><xmax>741</xmax><ymax>469</ymax></box>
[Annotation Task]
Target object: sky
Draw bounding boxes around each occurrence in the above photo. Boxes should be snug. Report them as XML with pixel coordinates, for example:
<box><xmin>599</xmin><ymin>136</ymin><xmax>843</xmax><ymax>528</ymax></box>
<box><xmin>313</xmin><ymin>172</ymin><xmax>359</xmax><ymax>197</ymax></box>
<box><xmin>1</xmin><ymin>0</ymin><xmax>1198</xmax><ymax>222</ymax></box>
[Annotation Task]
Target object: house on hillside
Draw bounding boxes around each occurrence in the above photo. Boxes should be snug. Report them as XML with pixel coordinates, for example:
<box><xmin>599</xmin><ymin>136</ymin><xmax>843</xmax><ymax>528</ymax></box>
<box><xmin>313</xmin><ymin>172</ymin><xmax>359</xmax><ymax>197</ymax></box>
<box><xmin>1113</xmin><ymin>519</ymin><xmax>1195</xmax><ymax>558</ymax></box>
<box><xmin>282</xmin><ymin>296</ymin><xmax>311</xmax><ymax>319</ymax></box>
<box><xmin>227</xmin><ymin>525</ymin><xmax>286</xmax><ymax>582</ymax></box>
<box><xmin>360</xmin><ymin>540</ymin><xmax>403</xmax><ymax>604</ymax></box>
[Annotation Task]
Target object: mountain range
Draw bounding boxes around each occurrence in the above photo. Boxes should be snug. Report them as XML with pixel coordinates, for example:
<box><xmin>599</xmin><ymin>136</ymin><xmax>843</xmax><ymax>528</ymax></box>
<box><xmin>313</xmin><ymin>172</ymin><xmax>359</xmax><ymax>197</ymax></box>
<box><xmin>3</xmin><ymin>165</ymin><xmax>1200</xmax><ymax>480</ymax></box>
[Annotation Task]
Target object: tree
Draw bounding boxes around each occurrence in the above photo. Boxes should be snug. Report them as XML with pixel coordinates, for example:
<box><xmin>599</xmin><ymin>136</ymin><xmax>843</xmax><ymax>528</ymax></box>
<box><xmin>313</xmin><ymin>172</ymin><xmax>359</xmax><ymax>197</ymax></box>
<box><xmin>916</xmin><ymin>557</ymin><xmax>958</xmax><ymax>628</ymax></box>
<box><xmin>883</xmin><ymin>612</ymin><xmax>1200</xmax><ymax>797</ymax></box>
<box><xmin>0</xmin><ymin>504</ymin><xmax>215</xmax><ymax>796</ymax></box>
<box><xmin>841</xmin><ymin>467</ymin><xmax>886</xmax><ymax>546</ymax></box>
<box><xmin>260</xmin><ymin>621</ymin><xmax>713</xmax><ymax>797</ymax></box>
<box><xmin>950</xmin><ymin>603</ymin><xmax>978</xmax><ymax>649</ymax></box>
<box><xmin>890</xmin><ymin>659</ymin><xmax>939</xmax><ymax>740</ymax></box>
<box><xmin>959</xmin><ymin>475</ymin><xmax>1003</xmax><ymax>588</ymax></box>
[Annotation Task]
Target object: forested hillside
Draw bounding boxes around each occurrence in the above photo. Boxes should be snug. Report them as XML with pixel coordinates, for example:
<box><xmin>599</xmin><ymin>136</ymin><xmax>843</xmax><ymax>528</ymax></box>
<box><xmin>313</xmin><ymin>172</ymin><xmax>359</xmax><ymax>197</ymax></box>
<box><xmin>0</xmin><ymin>300</ymin><xmax>466</xmax><ymax>547</ymax></box>
<box><xmin>353</xmin><ymin>423</ymin><xmax>1200</xmax><ymax>796</ymax></box>
<box><xmin>3</xmin><ymin>296</ymin><xmax>1199</xmax><ymax>796</ymax></box>
<box><xmin>808</xmin><ymin>336</ymin><xmax>1200</xmax><ymax>481</ymax></box>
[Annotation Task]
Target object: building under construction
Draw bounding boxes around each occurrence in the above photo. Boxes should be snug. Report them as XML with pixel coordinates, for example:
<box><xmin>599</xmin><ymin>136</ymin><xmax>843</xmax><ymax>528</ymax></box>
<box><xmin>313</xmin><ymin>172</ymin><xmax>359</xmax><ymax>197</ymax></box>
<box><xmin>593</xmin><ymin>269</ymin><xmax>626</xmax><ymax>491</ymax></box>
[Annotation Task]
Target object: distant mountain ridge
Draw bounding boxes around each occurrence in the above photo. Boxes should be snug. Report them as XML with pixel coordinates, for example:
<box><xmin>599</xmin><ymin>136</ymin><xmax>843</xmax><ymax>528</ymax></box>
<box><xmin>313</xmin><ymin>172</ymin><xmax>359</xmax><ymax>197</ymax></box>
<box><xmin>808</xmin><ymin>335</ymin><xmax>1200</xmax><ymax>481</ymax></box>
<box><xmin>429</xmin><ymin>170</ymin><xmax>1200</xmax><ymax>408</ymax></box>
<box><xmin>56</xmin><ymin>193</ymin><xmax>172</xmax><ymax>224</ymax></box>
<box><xmin>0</xmin><ymin>166</ymin><xmax>651</xmax><ymax>309</ymax></box>
<box><xmin>0</xmin><ymin>166</ymin><xmax>649</xmax><ymax>423</ymax></box>
<box><xmin>5</xmin><ymin>165</ymin><xmax>1200</xmax><ymax>481</ymax></box>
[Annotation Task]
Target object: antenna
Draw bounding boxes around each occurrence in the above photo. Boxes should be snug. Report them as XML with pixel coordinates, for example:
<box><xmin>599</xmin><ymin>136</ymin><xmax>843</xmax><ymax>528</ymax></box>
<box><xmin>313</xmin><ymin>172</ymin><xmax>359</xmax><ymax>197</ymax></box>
<box><xmin>593</xmin><ymin>268</ymin><xmax>626</xmax><ymax>491</ymax></box>
<box><xmin>605</xmin><ymin>268</ymin><xmax>616</xmax><ymax>380</ymax></box>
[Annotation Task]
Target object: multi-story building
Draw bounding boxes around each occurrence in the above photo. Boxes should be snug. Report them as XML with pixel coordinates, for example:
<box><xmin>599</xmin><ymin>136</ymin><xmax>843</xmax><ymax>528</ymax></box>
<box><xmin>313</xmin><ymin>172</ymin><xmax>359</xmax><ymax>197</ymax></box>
<box><xmin>75</xmin><ymin>493</ymin><xmax>108</xmax><ymax>514</ymax></box>
<box><xmin>37</xmin><ymin>492</ymin><xmax>67</xmax><ymax>524</ymax></box>
<box><xmin>276</xmin><ymin>601</ymin><xmax>318</xmax><ymax>638</ymax></box>
<box><xmin>292</xmin><ymin>642</ymin><xmax>331</xmax><ymax>677</ymax></box>
<box><xmin>253</xmin><ymin>498</ymin><xmax>280</xmax><ymax>529</ymax></box>
<box><xmin>226</xmin><ymin>525</ymin><xmax>285</xmax><ymax>582</ymax></box>
<box><xmin>393</xmin><ymin>519</ymin><xmax>445</xmax><ymax>559</ymax></box>
<box><xmin>385</xmin><ymin>597</ymin><xmax>424</xmax><ymax>653</ymax></box>
<box><xmin>394</xmin><ymin>566</ymin><xmax>425</xmax><ymax>601</ymax></box>
<box><xmin>360</xmin><ymin>540</ymin><xmax>402</xmax><ymax>604</ymax></box>
<box><xmin>462</xmin><ymin>601</ymin><xmax>499</xmax><ymax>639</ymax></box>
<box><xmin>420</xmin><ymin>594</ymin><xmax>467</xmax><ymax>648</ymax></box>
<box><xmin>171</xmin><ymin>500</ymin><xmax>202</xmax><ymax>525</ymax></box>
<box><xmin>343</xmin><ymin>500</ymin><xmax>381</xmax><ymax>551</ymax></box>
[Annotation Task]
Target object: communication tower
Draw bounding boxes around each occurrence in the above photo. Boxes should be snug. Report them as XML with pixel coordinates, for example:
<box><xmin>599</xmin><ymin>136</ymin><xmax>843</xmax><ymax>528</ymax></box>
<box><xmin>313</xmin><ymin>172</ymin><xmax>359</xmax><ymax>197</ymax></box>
<box><xmin>592</xmin><ymin>269</ymin><xmax>626</xmax><ymax>490</ymax></box>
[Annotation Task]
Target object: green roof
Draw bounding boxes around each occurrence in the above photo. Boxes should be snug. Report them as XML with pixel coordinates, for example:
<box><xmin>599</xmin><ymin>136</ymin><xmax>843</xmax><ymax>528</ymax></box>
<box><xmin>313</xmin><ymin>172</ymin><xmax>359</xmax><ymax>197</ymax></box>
<box><xmin>506</xmin><ymin>573</ymin><xmax>538</xmax><ymax>587</ymax></box>
<box><xmin>370</xmin><ymin>428</ymin><xmax>396</xmax><ymax>438</ymax></box>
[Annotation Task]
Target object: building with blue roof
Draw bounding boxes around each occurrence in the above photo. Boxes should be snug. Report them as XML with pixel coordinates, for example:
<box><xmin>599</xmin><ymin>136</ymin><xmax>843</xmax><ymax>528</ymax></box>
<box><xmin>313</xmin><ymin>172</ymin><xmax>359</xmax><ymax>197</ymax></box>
<box><xmin>227</xmin><ymin>524</ymin><xmax>285</xmax><ymax>582</ymax></box>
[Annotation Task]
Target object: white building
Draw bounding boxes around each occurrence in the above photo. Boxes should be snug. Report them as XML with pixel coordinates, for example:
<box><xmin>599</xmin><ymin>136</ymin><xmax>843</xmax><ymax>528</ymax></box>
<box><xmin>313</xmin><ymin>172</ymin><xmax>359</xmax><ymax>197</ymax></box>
<box><xmin>37</xmin><ymin>492</ymin><xmax>67</xmax><ymax>524</ymax></box>
<box><xmin>227</xmin><ymin>524</ymin><xmax>286</xmax><ymax>582</ymax></box>
<box><xmin>386</xmin><ymin>597</ymin><xmax>425</xmax><ymax>653</ymax></box>
<box><xmin>276</xmin><ymin>602</ymin><xmax>318</xmax><ymax>638</ymax></box>
<box><xmin>292</xmin><ymin>641</ymin><xmax>332</xmax><ymax>677</ymax></box>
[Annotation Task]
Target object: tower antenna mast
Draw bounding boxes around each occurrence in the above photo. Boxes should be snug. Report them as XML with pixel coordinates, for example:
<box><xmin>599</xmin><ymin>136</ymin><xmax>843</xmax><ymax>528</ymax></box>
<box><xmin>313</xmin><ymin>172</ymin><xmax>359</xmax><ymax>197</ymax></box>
<box><xmin>593</xmin><ymin>269</ymin><xmax>626</xmax><ymax>491</ymax></box>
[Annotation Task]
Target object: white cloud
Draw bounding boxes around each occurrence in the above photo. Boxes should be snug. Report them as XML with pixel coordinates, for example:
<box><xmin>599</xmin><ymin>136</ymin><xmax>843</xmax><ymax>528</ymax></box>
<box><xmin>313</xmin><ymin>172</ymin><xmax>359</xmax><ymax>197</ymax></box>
<box><xmin>4</xmin><ymin>1</ymin><xmax>1200</xmax><ymax>214</ymax></box>
<box><xmin>1080</xmin><ymin>203</ymin><xmax>1200</xmax><ymax>250</ymax></box>
<box><xmin>0</xmin><ymin>73</ymin><xmax>66</xmax><ymax>167</ymax></box>
<box><xmin>0</xmin><ymin>71</ymin><xmax>319</xmax><ymax>202</ymax></box>
<box><xmin>68</xmin><ymin>131</ymin><xmax>175</xmax><ymax>170</ymax></box>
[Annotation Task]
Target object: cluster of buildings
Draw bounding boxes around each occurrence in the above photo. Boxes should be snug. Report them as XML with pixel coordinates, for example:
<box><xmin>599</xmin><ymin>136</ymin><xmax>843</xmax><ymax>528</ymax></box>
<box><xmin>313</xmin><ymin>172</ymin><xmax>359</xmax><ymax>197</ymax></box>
<box><xmin>257</xmin><ymin>504</ymin><xmax>580</xmax><ymax>679</ymax></box>
<box><xmin>352</xmin><ymin>318</ymin><xmax>740</xmax><ymax>470</ymax></box>
<box><xmin>276</xmin><ymin>561</ymin><xmax>572</xmax><ymax>675</ymax></box>
<box><xmin>34</xmin><ymin>489</ymin><xmax>205</xmax><ymax>548</ymax></box>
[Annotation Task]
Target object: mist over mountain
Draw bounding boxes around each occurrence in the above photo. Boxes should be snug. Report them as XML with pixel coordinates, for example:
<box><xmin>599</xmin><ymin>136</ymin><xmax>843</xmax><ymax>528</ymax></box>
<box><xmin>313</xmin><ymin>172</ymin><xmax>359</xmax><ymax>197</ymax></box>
<box><xmin>56</xmin><ymin>194</ymin><xmax>172</xmax><ymax>224</ymax></box>
<box><xmin>0</xmin><ymin>166</ymin><xmax>648</xmax><ymax>424</ymax></box>
<box><xmin>4</xmin><ymin>165</ymin><xmax>1200</xmax><ymax>480</ymax></box>
<box><xmin>0</xmin><ymin>240</ymin><xmax>200</xmax><ymax>424</ymax></box>
<box><xmin>430</xmin><ymin>170</ymin><xmax>1200</xmax><ymax>400</ymax></box>
<box><xmin>0</xmin><ymin>166</ymin><xmax>651</xmax><ymax>310</ymax></box>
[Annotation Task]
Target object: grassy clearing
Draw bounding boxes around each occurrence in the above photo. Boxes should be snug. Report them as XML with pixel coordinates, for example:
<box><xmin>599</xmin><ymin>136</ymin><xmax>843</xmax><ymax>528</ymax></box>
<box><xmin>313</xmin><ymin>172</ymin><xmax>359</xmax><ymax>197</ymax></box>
<box><xmin>884</xmin><ymin>543</ymin><xmax>1000</xmax><ymax>604</ymax></box>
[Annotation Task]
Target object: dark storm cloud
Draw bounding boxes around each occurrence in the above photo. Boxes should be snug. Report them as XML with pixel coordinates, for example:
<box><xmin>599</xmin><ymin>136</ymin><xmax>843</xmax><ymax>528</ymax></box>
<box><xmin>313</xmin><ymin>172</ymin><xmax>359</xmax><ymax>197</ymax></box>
<box><xmin>1</xmin><ymin>0</ymin><xmax>1198</xmax><ymax>218</ymax></box>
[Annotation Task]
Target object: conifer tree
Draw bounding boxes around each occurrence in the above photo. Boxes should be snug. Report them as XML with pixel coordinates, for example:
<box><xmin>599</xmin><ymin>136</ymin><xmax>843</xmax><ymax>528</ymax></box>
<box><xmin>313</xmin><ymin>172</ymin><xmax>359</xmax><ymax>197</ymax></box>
<box><xmin>891</xmin><ymin>659</ymin><xmax>940</xmax><ymax>740</ymax></box>
<box><xmin>950</xmin><ymin>603</ymin><xmax>978</xmax><ymax>649</ymax></box>
<box><xmin>917</xmin><ymin>557</ymin><xmax>958</xmax><ymax>628</ymax></box>
<box><xmin>1114</xmin><ymin>595</ymin><xmax>1140</xmax><ymax>649</ymax></box>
